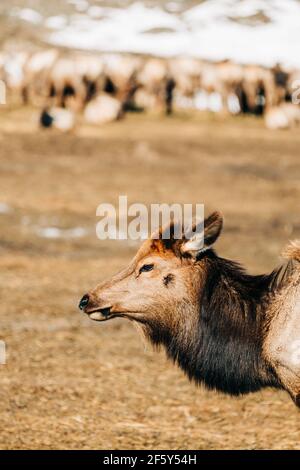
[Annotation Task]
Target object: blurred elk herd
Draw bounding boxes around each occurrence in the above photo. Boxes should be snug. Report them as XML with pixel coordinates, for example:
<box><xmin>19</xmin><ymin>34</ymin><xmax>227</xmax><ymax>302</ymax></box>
<box><xmin>1</xmin><ymin>48</ymin><xmax>300</xmax><ymax>130</ymax></box>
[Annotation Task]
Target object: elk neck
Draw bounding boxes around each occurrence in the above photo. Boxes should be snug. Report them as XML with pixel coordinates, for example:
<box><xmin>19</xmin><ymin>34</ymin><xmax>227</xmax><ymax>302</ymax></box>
<box><xmin>164</xmin><ymin>251</ymin><xmax>287</xmax><ymax>396</ymax></box>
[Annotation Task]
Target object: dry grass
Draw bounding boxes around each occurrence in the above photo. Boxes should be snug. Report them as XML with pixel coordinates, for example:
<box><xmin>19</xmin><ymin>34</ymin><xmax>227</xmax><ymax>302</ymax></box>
<box><xmin>0</xmin><ymin>106</ymin><xmax>300</xmax><ymax>449</ymax></box>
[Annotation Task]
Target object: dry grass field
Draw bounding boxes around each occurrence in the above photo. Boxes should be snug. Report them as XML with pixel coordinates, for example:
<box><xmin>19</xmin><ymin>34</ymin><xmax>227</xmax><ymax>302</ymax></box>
<box><xmin>0</xmin><ymin>106</ymin><xmax>300</xmax><ymax>449</ymax></box>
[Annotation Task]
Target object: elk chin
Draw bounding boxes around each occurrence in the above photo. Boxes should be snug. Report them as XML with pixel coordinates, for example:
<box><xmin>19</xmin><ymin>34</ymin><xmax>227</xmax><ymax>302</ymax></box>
<box><xmin>89</xmin><ymin>311</ymin><xmax>109</xmax><ymax>321</ymax></box>
<box><xmin>88</xmin><ymin>307</ymin><xmax>114</xmax><ymax>321</ymax></box>
<box><xmin>88</xmin><ymin>309</ymin><xmax>145</xmax><ymax>323</ymax></box>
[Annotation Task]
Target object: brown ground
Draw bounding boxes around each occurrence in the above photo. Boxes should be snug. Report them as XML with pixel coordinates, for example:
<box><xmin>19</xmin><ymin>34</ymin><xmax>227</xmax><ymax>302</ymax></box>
<box><xmin>0</xmin><ymin>107</ymin><xmax>299</xmax><ymax>449</ymax></box>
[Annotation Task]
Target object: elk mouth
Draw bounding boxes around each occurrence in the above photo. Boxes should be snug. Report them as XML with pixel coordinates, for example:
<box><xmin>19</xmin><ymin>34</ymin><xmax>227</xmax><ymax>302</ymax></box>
<box><xmin>86</xmin><ymin>307</ymin><xmax>145</xmax><ymax>324</ymax></box>
<box><xmin>87</xmin><ymin>307</ymin><xmax>115</xmax><ymax>322</ymax></box>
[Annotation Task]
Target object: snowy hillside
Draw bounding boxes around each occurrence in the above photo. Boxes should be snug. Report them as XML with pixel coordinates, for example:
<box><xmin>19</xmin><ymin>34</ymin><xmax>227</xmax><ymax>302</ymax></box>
<box><xmin>6</xmin><ymin>0</ymin><xmax>300</xmax><ymax>68</ymax></box>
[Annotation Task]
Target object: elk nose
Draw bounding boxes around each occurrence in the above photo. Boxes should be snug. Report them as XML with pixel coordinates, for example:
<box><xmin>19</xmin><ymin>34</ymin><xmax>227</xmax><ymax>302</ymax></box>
<box><xmin>79</xmin><ymin>294</ymin><xmax>90</xmax><ymax>311</ymax></box>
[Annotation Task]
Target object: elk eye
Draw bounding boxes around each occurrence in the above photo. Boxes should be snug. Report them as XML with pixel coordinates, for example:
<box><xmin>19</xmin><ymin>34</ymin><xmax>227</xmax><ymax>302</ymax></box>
<box><xmin>139</xmin><ymin>264</ymin><xmax>154</xmax><ymax>274</ymax></box>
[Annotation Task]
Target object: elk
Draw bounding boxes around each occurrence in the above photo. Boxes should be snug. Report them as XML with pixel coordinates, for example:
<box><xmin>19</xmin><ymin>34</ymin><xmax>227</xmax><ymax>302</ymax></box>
<box><xmin>265</xmin><ymin>103</ymin><xmax>300</xmax><ymax>130</ymax></box>
<box><xmin>79</xmin><ymin>212</ymin><xmax>300</xmax><ymax>406</ymax></box>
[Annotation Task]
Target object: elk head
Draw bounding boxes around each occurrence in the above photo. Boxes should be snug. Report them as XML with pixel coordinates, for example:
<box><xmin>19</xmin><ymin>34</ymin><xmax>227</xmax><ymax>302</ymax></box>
<box><xmin>79</xmin><ymin>212</ymin><xmax>223</xmax><ymax>342</ymax></box>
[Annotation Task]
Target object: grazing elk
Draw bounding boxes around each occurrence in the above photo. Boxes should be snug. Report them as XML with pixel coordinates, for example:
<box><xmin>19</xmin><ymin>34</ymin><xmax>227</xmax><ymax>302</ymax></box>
<box><xmin>265</xmin><ymin>103</ymin><xmax>300</xmax><ymax>130</ymax></box>
<box><xmin>39</xmin><ymin>107</ymin><xmax>75</xmax><ymax>132</ymax></box>
<box><xmin>79</xmin><ymin>212</ymin><xmax>300</xmax><ymax>405</ymax></box>
<box><xmin>83</xmin><ymin>94</ymin><xmax>122</xmax><ymax>124</ymax></box>
<box><xmin>136</xmin><ymin>58</ymin><xmax>176</xmax><ymax>115</ymax></box>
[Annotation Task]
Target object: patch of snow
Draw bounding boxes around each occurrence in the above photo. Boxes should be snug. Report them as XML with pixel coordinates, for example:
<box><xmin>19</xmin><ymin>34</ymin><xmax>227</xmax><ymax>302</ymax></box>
<box><xmin>45</xmin><ymin>16</ymin><xmax>67</xmax><ymax>30</ymax></box>
<box><xmin>183</xmin><ymin>0</ymin><xmax>300</xmax><ymax>68</ymax></box>
<box><xmin>35</xmin><ymin>226</ymin><xmax>88</xmax><ymax>239</ymax></box>
<box><xmin>26</xmin><ymin>50</ymin><xmax>59</xmax><ymax>73</ymax></box>
<box><xmin>166</xmin><ymin>2</ymin><xmax>183</xmax><ymax>13</ymax></box>
<box><xmin>69</xmin><ymin>0</ymin><xmax>89</xmax><ymax>13</ymax></box>
<box><xmin>0</xmin><ymin>202</ymin><xmax>11</xmax><ymax>214</ymax></box>
<box><xmin>88</xmin><ymin>6</ymin><xmax>105</xmax><ymax>19</ymax></box>
<box><xmin>12</xmin><ymin>8</ymin><xmax>42</xmax><ymax>24</ymax></box>
<box><xmin>47</xmin><ymin>0</ymin><xmax>300</xmax><ymax>68</ymax></box>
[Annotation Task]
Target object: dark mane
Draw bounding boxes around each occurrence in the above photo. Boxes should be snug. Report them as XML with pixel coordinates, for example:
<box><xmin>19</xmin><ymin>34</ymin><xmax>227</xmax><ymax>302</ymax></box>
<box><xmin>268</xmin><ymin>258</ymin><xmax>297</xmax><ymax>292</ymax></box>
<box><xmin>160</xmin><ymin>251</ymin><xmax>295</xmax><ymax>396</ymax></box>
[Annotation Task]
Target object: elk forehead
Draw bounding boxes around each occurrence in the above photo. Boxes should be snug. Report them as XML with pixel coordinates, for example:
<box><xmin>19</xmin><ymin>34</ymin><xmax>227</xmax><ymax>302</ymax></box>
<box><xmin>133</xmin><ymin>238</ymin><xmax>183</xmax><ymax>267</ymax></box>
<box><xmin>134</xmin><ymin>235</ymin><xmax>208</xmax><ymax>276</ymax></box>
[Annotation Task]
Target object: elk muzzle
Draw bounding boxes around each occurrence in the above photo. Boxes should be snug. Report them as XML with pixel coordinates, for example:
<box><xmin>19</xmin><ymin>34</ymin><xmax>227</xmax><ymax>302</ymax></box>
<box><xmin>78</xmin><ymin>293</ymin><xmax>113</xmax><ymax>321</ymax></box>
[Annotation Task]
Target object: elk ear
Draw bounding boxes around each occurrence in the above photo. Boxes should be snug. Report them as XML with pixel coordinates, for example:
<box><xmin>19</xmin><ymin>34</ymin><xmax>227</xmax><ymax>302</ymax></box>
<box><xmin>181</xmin><ymin>211</ymin><xmax>223</xmax><ymax>258</ymax></box>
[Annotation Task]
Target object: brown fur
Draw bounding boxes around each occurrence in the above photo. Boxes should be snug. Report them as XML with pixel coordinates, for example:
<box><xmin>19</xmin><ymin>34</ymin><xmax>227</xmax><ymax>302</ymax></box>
<box><xmin>79</xmin><ymin>212</ymin><xmax>300</xmax><ymax>405</ymax></box>
<box><xmin>282</xmin><ymin>240</ymin><xmax>300</xmax><ymax>262</ymax></box>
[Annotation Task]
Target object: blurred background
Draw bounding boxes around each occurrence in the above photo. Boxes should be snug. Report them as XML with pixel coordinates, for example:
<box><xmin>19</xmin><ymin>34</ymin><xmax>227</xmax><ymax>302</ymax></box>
<box><xmin>0</xmin><ymin>0</ymin><xmax>300</xmax><ymax>450</ymax></box>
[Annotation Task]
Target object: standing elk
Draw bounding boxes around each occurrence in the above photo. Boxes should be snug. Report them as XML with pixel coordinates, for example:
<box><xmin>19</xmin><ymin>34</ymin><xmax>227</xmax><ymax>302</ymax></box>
<box><xmin>135</xmin><ymin>58</ymin><xmax>176</xmax><ymax>114</ymax></box>
<box><xmin>102</xmin><ymin>54</ymin><xmax>142</xmax><ymax>112</ymax></box>
<box><xmin>168</xmin><ymin>57</ymin><xmax>202</xmax><ymax>111</ymax></box>
<box><xmin>79</xmin><ymin>212</ymin><xmax>300</xmax><ymax>406</ymax></box>
<box><xmin>242</xmin><ymin>64</ymin><xmax>276</xmax><ymax>115</ymax></box>
<box><xmin>21</xmin><ymin>49</ymin><xmax>59</xmax><ymax>105</ymax></box>
<box><xmin>39</xmin><ymin>106</ymin><xmax>75</xmax><ymax>132</ymax></box>
<box><xmin>1</xmin><ymin>51</ymin><xmax>29</xmax><ymax>103</ymax></box>
<box><xmin>0</xmin><ymin>47</ymin><xmax>295</xmax><ymax>120</ymax></box>
<box><xmin>46</xmin><ymin>54</ymin><xmax>91</xmax><ymax>110</ymax></box>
